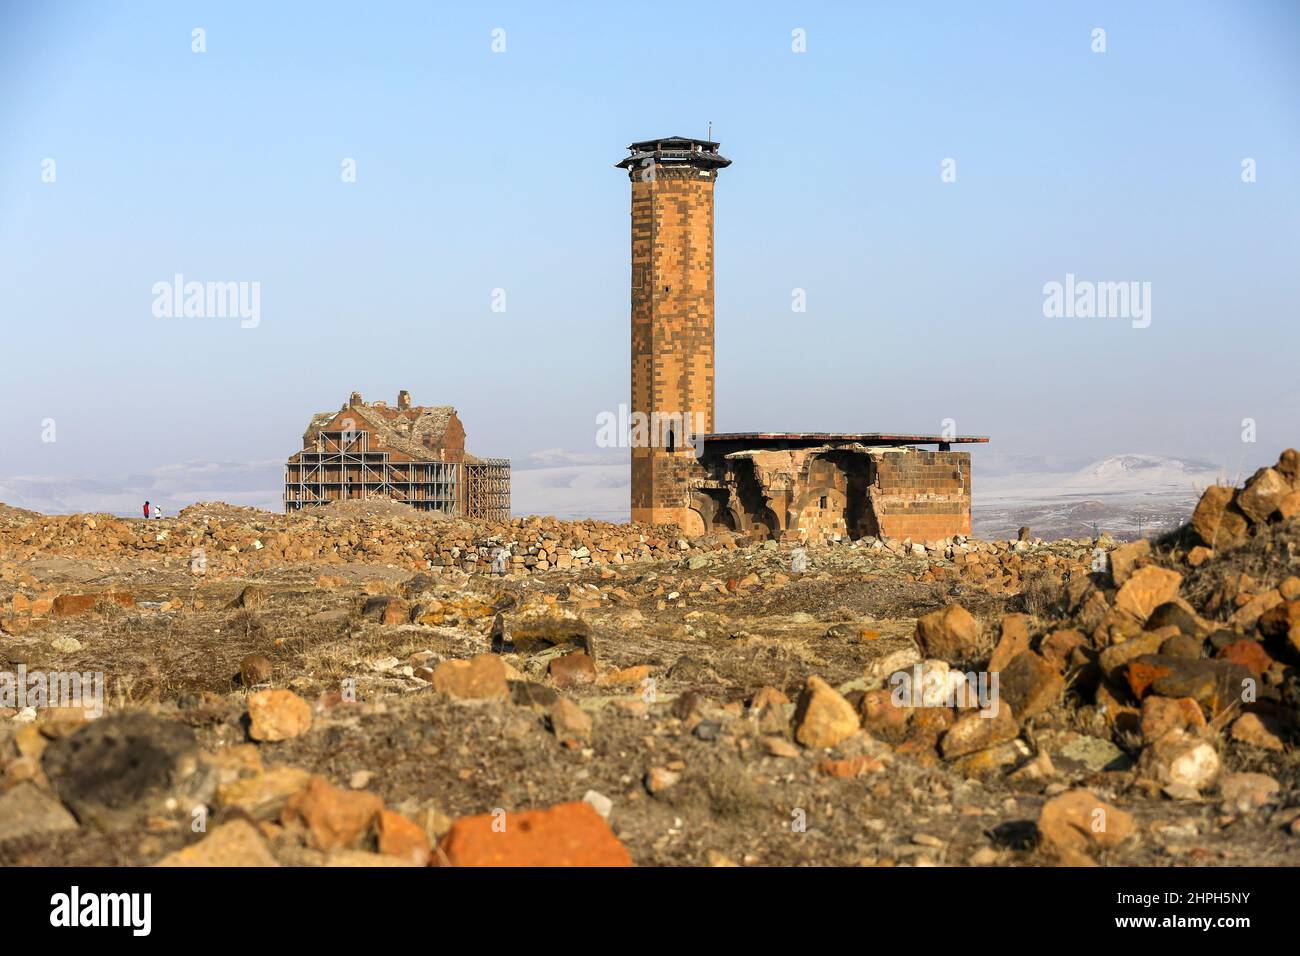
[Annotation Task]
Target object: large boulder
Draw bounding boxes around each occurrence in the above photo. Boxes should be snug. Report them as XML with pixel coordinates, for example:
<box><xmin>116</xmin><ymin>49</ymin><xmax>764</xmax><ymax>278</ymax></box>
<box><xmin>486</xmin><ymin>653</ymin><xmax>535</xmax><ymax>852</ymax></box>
<box><xmin>431</xmin><ymin>654</ymin><xmax>509</xmax><ymax>700</ymax></box>
<box><xmin>282</xmin><ymin>775</ymin><xmax>383</xmax><ymax>852</ymax></box>
<box><xmin>1138</xmin><ymin>729</ymin><xmax>1220</xmax><ymax>793</ymax></box>
<box><xmin>0</xmin><ymin>782</ymin><xmax>78</xmax><ymax>843</ymax></box>
<box><xmin>504</xmin><ymin>607</ymin><xmax>594</xmax><ymax>657</ymax></box>
<box><xmin>247</xmin><ymin>689</ymin><xmax>313</xmax><ymax>742</ymax></box>
<box><xmin>792</xmin><ymin>676</ymin><xmax>861</xmax><ymax>749</ymax></box>
<box><xmin>1037</xmin><ymin>789</ymin><xmax>1136</xmax><ymax>865</ymax></box>
<box><xmin>999</xmin><ymin>652</ymin><xmax>1064</xmax><ymax>720</ymax></box>
<box><xmin>436</xmin><ymin>801</ymin><xmax>632</xmax><ymax>867</ymax></box>
<box><xmin>1113</xmin><ymin>567</ymin><xmax>1183</xmax><ymax>623</ymax></box>
<box><xmin>914</xmin><ymin>604</ymin><xmax>982</xmax><ymax>663</ymax></box>
<box><xmin>1190</xmin><ymin>486</ymin><xmax>1249</xmax><ymax>549</ymax></box>
<box><xmin>42</xmin><ymin>713</ymin><xmax>197</xmax><ymax>827</ymax></box>
<box><xmin>155</xmin><ymin>819</ymin><xmax>279</xmax><ymax>867</ymax></box>
<box><xmin>1236</xmin><ymin>467</ymin><xmax>1288</xmax><ymax>525</ymax></box>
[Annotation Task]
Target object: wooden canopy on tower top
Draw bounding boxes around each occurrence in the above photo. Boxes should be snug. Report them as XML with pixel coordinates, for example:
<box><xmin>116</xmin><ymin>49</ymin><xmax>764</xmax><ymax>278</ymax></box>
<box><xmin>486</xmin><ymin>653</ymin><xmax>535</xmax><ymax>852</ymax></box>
<box><xmin>616</xmin><ymin>136</ymin><xmax>732</xmax><ymax>171</ymax></box>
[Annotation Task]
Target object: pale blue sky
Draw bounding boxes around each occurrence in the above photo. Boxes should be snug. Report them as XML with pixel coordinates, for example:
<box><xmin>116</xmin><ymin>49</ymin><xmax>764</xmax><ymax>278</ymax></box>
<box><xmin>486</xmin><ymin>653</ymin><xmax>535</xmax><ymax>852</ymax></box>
<box><xmin>1</xmin><ymin>1</ymin><xmax>1297</xmax><ymax>516</ymax></box>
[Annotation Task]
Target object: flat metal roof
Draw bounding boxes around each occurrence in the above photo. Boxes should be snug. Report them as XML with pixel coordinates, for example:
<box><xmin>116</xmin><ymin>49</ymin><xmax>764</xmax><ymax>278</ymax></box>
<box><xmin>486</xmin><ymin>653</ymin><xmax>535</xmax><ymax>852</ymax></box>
<box><xmin>627</xmin><ymin>135</ymin><xmax>721</xmax><ymax>151</ymax></box>
<box><xmin>703</xmin><ymin>432</ymin><xmax>989</xmax><ymax>445</ymax></box>
<box><xmin>616</xmin><ymin>135</ymin><xmax>731</xmax><ymax>170</ymax></box>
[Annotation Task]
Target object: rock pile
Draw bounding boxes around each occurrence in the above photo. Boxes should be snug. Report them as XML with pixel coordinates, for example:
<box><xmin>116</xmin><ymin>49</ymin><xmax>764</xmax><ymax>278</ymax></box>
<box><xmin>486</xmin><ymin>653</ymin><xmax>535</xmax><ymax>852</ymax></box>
<box><xmin>826</xmin><ymin>449</ymin><xmax>1300</xmax><ymax>848</ymax></box>
<box><xmin>2</xmin><ymin>689</ymin><xmax>632</xmax><ymax>867</ymax></box>
<box><xmin>0</xmin><ymin>499</ymin><xmax>1106</xmax><ymax>583</ymax></box>
<box><xmin>1189</xmin><ymin>449</ymin><xmax>1300</xmax><ymax>553</ymax></box>
<box><xmin>0</xmin><ymin>509</ymin><xmax>726</xmax><ymax>576</ymax></box>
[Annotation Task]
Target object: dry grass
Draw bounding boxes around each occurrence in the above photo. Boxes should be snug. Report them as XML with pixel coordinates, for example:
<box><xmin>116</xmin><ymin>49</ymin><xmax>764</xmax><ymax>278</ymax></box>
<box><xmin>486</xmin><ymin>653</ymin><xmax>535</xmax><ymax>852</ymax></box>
<box><xmin>8</xmin><ymin>509</ymin><xmax>1300</xmax><ymax>868</ymax></box>
<box><xmin>705</xmin><ymin>763</ymin><xmax>770</xmax><ymax>819</ymax></box>
<box><xmin>1009</xmin><ymin>569</ymin><xmax>1064</xmax><ymax>618</ymax></box>
<box><xmin>1179</xmin><ymin>519</ymin><xmax>1300</xmax><ymax>619</ymax></box>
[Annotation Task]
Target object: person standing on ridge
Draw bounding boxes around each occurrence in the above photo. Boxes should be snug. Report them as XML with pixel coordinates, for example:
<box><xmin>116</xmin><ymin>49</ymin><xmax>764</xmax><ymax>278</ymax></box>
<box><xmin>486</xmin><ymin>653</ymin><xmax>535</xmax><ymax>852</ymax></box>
<box><xmin>143</xmin><ymin>500</ymin><xmax>150</xmax><ymax>520</ymax></box>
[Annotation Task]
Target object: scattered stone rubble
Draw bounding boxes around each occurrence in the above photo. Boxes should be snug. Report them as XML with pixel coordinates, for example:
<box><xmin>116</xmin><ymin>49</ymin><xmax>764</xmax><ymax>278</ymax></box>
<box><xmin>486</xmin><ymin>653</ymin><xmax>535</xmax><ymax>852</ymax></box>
<box><xmin>0</xmin><ymin>497</ymin><xmax>1100</xmax><ymax>582</ymax></box>
<box><xmin>0</xmin><ymin>450</ymin><xmax>1297</xmax><ymax>866</ymax></box>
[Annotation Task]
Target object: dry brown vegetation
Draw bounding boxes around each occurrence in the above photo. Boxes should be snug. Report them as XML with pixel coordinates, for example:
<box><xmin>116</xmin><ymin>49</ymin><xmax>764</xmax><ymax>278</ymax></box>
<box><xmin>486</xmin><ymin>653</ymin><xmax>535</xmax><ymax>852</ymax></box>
<box><xmin>1</xmin><ymin>452</ymin><xmax>1298</xmax><ymax>867</ymax></box>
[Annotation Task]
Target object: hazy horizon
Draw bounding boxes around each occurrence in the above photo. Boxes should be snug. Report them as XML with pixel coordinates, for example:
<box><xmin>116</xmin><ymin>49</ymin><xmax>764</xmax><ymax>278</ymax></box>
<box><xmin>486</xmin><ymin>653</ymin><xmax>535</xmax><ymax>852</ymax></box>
<box><xmin>2</xmin><ymin>1</ymin><xmax>1297</xmax><ymax>522</ymax></box>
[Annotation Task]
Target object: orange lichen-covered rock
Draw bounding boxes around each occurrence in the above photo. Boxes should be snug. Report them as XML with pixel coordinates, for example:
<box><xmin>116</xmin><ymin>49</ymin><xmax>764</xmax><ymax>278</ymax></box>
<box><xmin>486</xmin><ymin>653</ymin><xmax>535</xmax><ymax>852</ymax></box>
<box><xmin>436</xmin><ymin>801</ymin><xmax>632</xmax><ymax>867</ymax></box>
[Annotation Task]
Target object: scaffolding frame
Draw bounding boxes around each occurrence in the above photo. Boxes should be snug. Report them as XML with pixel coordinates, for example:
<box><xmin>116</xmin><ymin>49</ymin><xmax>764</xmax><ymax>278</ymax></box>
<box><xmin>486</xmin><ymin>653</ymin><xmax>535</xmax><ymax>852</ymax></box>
<box><xmin>284</xmin><ymin>430</ymin><xmax>460</xmax><ymax>514</ymax></box>
<box><xmin>464</xmin><ymin>458</ymin><xmax>511</xmax><ymax>521</ymax></box>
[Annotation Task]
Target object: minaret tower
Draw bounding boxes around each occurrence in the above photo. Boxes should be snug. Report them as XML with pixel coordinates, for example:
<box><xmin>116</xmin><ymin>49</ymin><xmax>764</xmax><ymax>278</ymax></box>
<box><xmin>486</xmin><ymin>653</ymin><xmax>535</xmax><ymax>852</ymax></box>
<box><xmin>616</xmin><ymin>135</ymin><xmax>731</xmax><ymax>527</ymax></box>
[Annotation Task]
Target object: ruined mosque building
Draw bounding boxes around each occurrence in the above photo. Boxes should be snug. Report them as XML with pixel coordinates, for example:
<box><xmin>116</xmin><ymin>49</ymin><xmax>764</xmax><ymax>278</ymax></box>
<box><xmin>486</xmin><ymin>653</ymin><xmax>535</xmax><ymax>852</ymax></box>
<box><xmin>283</xmin><ymin>390</ymin><xmax>510</xmax><ymax>520</ymax></box>
<box><xmin>617</xmin><ymin>135</ymin><xmax>986</xmax><ymax>541</ymax></box>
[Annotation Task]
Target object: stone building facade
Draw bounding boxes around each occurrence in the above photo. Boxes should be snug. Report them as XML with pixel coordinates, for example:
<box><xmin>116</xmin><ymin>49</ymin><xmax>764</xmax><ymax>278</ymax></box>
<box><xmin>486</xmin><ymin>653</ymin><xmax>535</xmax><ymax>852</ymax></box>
<box><xmin>616</xmin><ymin>137</ymin><xmax>985</xmax><ymax>541</ymax></box>
<box><xmin>284</xmin><ymin>390</ymin><xmax>509</xmax><ymax>520</ymax></box>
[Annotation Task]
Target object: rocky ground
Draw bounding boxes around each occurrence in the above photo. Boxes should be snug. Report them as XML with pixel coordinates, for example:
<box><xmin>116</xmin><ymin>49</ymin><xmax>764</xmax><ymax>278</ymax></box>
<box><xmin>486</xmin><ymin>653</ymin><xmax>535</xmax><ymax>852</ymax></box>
<box><xmin>1</xmin><ymin>451</ymin><xmax>1298</xmax><ymax>867</ymax></box>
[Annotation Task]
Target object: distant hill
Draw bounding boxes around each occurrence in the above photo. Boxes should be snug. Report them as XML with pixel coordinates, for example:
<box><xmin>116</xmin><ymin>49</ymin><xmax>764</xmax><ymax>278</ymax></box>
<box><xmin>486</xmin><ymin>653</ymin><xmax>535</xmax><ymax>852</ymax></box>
<box><xmin>973</xmin><ymin>454</ymin><xmax>1231</xmax><ymax>540</ymax></box>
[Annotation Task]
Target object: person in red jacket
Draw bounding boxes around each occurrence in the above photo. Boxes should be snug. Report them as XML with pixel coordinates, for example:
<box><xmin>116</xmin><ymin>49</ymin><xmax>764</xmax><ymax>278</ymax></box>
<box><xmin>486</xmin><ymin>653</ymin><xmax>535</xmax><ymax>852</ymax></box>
<box><xmin>143</xmin><ymin>501</ymin><xmax>150</xmax><ymax>520</ymax></box>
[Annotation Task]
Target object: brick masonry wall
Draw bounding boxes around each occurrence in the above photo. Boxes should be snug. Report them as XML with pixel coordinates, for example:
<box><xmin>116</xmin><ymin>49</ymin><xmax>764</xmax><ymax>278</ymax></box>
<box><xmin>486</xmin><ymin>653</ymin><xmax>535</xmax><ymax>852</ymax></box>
<box><xmin>873</xmin><ymin>449</ymin><xmax>972</xmax><ymax>539</ymax></box>
<box><xmin>630</xmin><ymin>166</ymin><xmax>718</xmax><ymax>523</ymax></box>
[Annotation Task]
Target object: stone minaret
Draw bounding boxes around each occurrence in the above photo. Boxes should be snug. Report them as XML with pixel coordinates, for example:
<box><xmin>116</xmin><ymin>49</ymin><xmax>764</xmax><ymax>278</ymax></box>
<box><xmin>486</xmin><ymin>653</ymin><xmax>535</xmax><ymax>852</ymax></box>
<box><xmin>616</xmin><ymin>136</ymin><xmax>731</xmax><ymax>527</ymax></box>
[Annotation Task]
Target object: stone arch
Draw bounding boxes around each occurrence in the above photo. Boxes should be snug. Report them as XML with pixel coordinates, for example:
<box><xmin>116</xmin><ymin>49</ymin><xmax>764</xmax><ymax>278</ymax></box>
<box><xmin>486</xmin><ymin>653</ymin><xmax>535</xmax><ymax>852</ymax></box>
<box><xmin>682</xmin><ymin>508</ymin><xmax>707</xmax><ymax>537</ymax></box>
<box><xmin>791</xmin><ymin>451</ymin><xmax>879</xmax><ymax>539</ymax></box>
<box><xmin>732</xmin><ymin>460</ymin><xmax>780</xmax><ymax>540</ymax></box>
<box><xmin>689</xmin><ymin>490</ymin><xmax>740</xmax><ymax>534</ymax></box>
<box><xmin>711</xmin><ymin>497</ymin><xmax>739</xmax><ymax>532</ymax></box>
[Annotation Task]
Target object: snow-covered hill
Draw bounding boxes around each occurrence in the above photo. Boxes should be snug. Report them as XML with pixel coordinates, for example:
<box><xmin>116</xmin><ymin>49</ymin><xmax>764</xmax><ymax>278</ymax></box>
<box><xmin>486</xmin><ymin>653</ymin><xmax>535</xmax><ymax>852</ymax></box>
<box><xmin>973</xmin><ymin>454</ymin><xmax>1233</xmax><ymax>540</ymax></box>
<box><xmin>980</xmin><ymin>454</ymin><xmax>1226</xmax><ymax>502</ymax></box>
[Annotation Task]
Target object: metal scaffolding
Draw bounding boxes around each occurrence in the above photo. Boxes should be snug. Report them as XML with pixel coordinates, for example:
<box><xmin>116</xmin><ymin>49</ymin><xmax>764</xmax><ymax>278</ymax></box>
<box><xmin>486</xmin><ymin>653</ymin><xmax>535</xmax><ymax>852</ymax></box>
<box><xmin>465</xmin><ymin>458</ymin><xmax>511</xmax><ymax>521</ymax></box>
<box><xmin>284</xmin><ymin>429</ymin><xmax>461</xmax><ymax>514</ymax></box>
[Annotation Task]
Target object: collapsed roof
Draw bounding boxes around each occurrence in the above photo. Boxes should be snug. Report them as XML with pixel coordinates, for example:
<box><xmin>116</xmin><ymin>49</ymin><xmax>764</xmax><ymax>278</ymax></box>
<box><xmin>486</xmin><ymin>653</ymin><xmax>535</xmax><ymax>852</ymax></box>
<box><xmin>298</xmin><ymin>392</ymin><xmax>479</xmax><ymax>463</ymax></box>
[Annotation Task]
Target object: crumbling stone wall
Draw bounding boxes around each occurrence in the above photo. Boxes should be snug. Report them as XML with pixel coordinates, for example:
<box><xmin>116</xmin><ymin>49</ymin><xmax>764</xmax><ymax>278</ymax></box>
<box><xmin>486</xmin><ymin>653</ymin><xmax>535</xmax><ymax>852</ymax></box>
<box><xmin>286</xmin><ymin>393</ymin><xmax>509</xmax><ymax>520</ymax></box>
<box><xmin>791</xmin><ymin>450</ymin><xmax>881</xmax><ymax>540</ymax></box>
<box><xmin>871</xmin><ymin>449</ymin><xmax>971</xmax><ymax>540</ymax></box>
<box><xmin>678</xmin><ymin>444</ymin><xmax>971</xmax><ymax>542</ymax></box>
